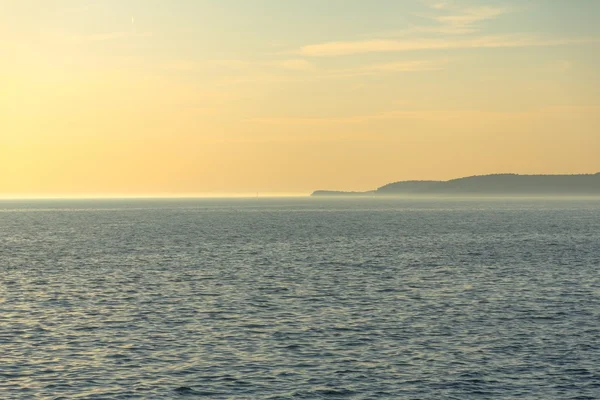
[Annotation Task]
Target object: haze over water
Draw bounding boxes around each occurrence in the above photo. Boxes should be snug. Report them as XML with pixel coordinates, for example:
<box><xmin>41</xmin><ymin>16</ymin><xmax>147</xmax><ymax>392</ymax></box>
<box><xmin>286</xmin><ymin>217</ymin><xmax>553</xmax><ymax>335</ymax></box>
<box><xmin>2</xmin><ymin>198</ymin><xmax>599</xmax><ymax>399</ymax></box>
<box><xmin>2</xmin><ymin>1</ymin><xmax>600</xmax><ymax>398</ymax></box>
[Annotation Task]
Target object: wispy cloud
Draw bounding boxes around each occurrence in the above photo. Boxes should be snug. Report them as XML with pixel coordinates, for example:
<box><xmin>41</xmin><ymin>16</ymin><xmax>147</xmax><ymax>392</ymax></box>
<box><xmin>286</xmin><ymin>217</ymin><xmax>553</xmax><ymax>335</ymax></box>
<box><xmin>39</xmin><ymin>30</ymin><xmax>153</xmax><ymax>48</ymax></box>
<box><xmin>356</xmin><ymin>59</ymin><xmax>448</xmax><ymax>72</ymax></box>
<box><xmin>428</xmin><ymin>1</ymin><xmax>450</xmax><ymax>10</ymax></box>
<box><xmin>295</xmin><ymin>2</ymin><xmax>596</xmax><ymax>57</ymax></box>
<box><xmin>162</xmin><ymin>60</ymin><xmax>196</xmax><ymax>71</ymax></box>
<box><xmin>431</xmin><ymin>5</ymin><xmax>509</xmax><ymax>34</ymax></box>
<box><xmin>548</xmin><ymin>60</ymin><xmax>573</xmax><ymax>73</ymax></box>
<box><xmin>326</xmin><ymin>59</ymin><xmax>450</xmax><ymax>78</ymax></box>
<box><xmin>54</xmin><ymin>6</ymin><xmax>91</xmax><ymax>17</ymax></box>
<box><xmin>299</xmin><ymin>35</ymin><xmax>598</xmax><ymax>57</ymax></box>
<box><xmin>369</xmin><ymin>3</ymin><xmax>511</xmax><ymax>38</ymax></box>
<box><xmin>170</xmin><ymin>57</ymin><xmax>446</xmax><ymax>84</ymax></box>
<box><xmin>247</xmin><ymin>110</ymin><xmax>437</xmax><ymax>126</ymax></box>
<box><xmin>64</xmin><ymin>31</ymin><xmax>153</xmax><ymax>45</ymax></box>
<box><xmin>248</xmin><ymin>106</ymin><xmax>600</xmax><ymax>126</ymax></box>
<box><xmin>176</xmin><ymin>58</ymin><xmax>315</xmax><ymax>72</ymax></box>
<box><xmin>276</xmin><ymin>59</ymin><xmax>316</xmax><ymax>71</ymax></box>
<box><xmin>213</xmin><ymin>59</ymin><xmax>253</xmax><ymax>70</ymax></box>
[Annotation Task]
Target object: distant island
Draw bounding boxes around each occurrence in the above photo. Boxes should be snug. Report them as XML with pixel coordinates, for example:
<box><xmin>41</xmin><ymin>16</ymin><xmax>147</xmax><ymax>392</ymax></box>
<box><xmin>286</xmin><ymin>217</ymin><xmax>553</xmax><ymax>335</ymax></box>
<box><xmin>312</xmin><ymin>173</ymin><xmax>600</xmax><ymax>197</ymax></box>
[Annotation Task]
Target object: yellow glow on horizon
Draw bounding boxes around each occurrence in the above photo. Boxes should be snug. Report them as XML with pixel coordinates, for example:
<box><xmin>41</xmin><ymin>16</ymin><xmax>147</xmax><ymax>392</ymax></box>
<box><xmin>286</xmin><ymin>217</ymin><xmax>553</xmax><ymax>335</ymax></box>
<box><xmin>0</xmin><ymin>193</ymin><xmax>309</xmax><ymax>200</ymax></box>
<box><xmin>1</xmin><ymin>1</ymin><xmax>599</xmax><ymax>196</ymax></box>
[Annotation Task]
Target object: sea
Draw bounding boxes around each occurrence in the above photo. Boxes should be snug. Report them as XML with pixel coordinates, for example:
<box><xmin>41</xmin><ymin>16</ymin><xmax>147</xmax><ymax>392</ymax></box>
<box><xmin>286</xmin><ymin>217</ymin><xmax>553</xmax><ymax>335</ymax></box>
<box><xmin>1</xmin><ymin>198</ymin><xmax>599</xmax><ymax>399</ymax></box>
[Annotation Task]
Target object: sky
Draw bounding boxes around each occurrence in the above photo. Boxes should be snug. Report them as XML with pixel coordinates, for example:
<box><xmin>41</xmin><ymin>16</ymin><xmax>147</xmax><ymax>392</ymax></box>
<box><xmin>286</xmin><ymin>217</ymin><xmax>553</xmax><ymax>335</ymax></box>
<box><xmin>1</xmin><ymin>0</ymin><xmax>599</xmax><ymax>197</ymax></box>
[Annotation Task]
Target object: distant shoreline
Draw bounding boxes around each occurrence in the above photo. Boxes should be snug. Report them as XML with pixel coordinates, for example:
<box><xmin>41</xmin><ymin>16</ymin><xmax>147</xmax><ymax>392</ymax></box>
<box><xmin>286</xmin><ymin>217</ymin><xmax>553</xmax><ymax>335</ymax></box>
<box><xmin>312</xmin><ymin>173</ymin><xmax>600</xmax><ymax>197</ymax></box>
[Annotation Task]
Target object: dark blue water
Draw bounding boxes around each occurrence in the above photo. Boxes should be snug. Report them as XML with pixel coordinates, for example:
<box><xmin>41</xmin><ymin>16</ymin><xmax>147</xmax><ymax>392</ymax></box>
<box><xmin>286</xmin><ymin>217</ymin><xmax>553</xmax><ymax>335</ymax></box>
<box><xmin>1</xmin><ymin>198</ymin><xmax>599</xmax><ymax>399</ymax></box>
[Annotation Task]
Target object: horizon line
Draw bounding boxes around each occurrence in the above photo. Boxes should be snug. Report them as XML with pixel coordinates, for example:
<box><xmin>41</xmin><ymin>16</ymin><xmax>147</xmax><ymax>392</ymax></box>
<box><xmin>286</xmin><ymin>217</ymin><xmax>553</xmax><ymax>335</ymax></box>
<box><xmin>0</xmin><ymin>192</ymin><xmax>311</xmax><ymax>201</ymax></box>
<box><xmin>3</xmin><ymin>172</ymin><xmax>599</xmax><ymax>201</ymax></box>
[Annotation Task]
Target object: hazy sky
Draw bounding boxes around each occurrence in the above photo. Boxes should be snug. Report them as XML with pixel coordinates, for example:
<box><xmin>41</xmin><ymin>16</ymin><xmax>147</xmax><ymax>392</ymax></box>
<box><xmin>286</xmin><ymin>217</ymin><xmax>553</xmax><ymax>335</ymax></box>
<box><xmin>1</xmin><ymin>0</ymin><xmax>599</xmax><ymax>196</ymax></box>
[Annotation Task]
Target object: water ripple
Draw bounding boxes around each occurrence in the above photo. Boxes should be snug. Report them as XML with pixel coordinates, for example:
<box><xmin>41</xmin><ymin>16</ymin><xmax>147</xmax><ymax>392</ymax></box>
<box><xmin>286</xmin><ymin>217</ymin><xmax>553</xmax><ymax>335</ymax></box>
<box><xmin>1</xmin><ymin>198</ymin><xmax>599</xmax><ymax>399</ymax></box>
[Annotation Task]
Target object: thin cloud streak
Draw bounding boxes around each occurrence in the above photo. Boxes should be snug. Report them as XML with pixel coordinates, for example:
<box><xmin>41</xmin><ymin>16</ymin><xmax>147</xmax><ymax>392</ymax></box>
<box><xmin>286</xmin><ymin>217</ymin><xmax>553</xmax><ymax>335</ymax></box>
<box><xmin>433</xmin><ymin>6</ymin><xmax>509</xmax><ymax>30</ymax></box>
<box><xmin>170</xmin><ymin>58</ymin><xmax>446</xmax><ymax>85</ymax></box>
<box><xmin>276</xmin><ymin>59</ymin><xmax>316</xmax><ymax>71</ymax></box>
<box><xmin>248</xmin><ymin>106</ymin><xmax>600</xmax><ymax>126</ymax></box>
<box><xmin>354</xmin><ymin>59</ymin><xmax>449</xmax><ymax>72</ymax></box>
<box><xmin>369</xmin><ymin>4</ymin><xmax>511</xmax><ymax>38</ymax></box>
<box><xmin>298</xmin><ymin>3</ymin><xmax>593</xmax><ymax>57</ymax></box>
<box><xmin>325</xmin><ymin>59</ymin><xmax>450</xmax><ymax>78</ymax></box>
<box><xmin>248</xmin><ymin>110</ymin><xmax>451</xmax><ymax>126</ymax></box>
<box><xmin>72</xmin><ymin>31</ymin><xmax>153</xmax><ymax>43</ymax></box>
<box><xmin>162</xmin><ymin>60</ymin><xmax>196</xmax><ymax>71</ymax></box>
<box><xmin>299</xmin><ymin>35</ymin><xmax>599</xmax><ymax>57</ymax></box>
<box><xmin>209</xmin><ymin>59</ymin><xmax>315</xmax><ymax>71</ymax></box>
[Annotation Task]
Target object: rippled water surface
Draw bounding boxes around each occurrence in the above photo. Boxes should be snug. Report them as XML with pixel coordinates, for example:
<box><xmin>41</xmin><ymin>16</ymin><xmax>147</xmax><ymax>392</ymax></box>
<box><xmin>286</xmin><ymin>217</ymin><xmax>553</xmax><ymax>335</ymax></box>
<box><xmin>1</xmin><ymin>198</ymin><xmax>600</xmax><ymax>399</ymax></box>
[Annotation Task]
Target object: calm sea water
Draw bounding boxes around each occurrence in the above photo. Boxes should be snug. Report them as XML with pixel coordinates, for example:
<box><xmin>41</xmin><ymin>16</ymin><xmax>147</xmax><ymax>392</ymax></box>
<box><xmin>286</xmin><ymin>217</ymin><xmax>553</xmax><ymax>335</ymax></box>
<box><xmin>1</xmin><ymin>198</ymin><xmax>599</xmax><ymax>399</ymax></box>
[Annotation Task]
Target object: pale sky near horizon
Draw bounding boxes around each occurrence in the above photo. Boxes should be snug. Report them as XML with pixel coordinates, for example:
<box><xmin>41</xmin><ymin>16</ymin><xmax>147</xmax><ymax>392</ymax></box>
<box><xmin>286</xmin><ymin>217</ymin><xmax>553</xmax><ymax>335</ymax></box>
<box><xmin>1</xmin><ymin>0</ymin><xmax>599</xmax><ymax>196</ymax></box>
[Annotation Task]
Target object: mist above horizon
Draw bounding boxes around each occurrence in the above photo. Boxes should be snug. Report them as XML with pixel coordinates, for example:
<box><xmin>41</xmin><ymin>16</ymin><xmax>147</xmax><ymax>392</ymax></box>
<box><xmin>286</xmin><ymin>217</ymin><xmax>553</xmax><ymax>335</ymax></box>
<box><xmin>1</xmin><ymin>0</ymin><xmax>599</xmax><ymax>196</ymax></box>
